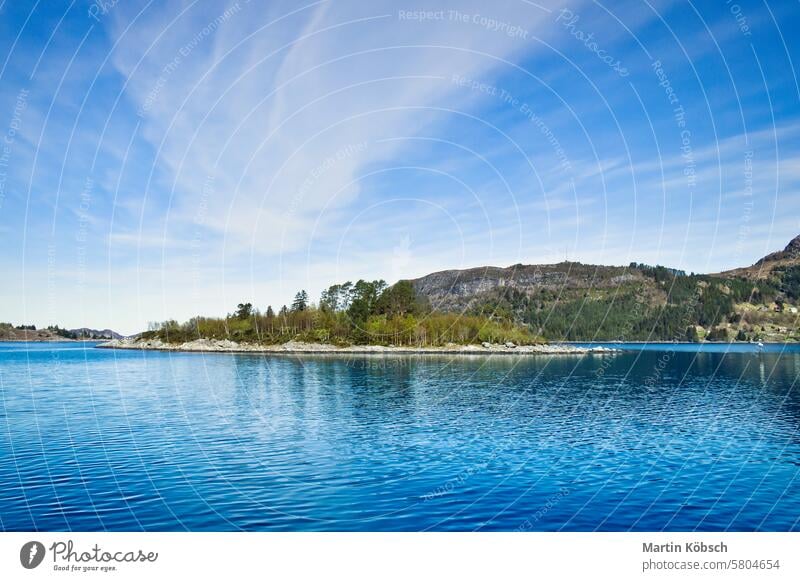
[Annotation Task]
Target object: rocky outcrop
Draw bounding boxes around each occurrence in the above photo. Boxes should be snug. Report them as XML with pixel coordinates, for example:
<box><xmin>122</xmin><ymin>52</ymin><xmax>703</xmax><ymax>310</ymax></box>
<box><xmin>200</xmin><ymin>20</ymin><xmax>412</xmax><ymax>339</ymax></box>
<box><xmin>758</xmin><ymin>234</ymin><xmax>800</xmax><ymax>264</ymax></box>
<box><xmin>409</xmin><ymin>262</ymin><xmax>645</xmax><ymax>312</ymax></box>
<box><xmin>97</xmin><ymin>337</ymin><xmax>613</xmax><ymax>356</ymax></box>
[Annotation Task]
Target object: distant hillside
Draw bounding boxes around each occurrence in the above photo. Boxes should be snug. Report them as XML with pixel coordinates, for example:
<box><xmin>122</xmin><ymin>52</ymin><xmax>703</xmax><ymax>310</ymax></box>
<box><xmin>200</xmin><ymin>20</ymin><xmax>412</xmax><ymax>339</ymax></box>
<box><xmin>0</xmin><ymin>323</ymin><xmax>123</xmax><ymax>342</ymax></box>
<box><xmin>0</xmin><ymin>324</ymin><xmax>75</xmax><ymax>342</ymax></box>
<box><xmin>409</xmin><ymin>236</ymin><xmax>800</xmax><ymax>342</ymax></box>
<box><xmin>69</xmin><ymin>328</ymin><xmax>125</xmax><ymax>340</ymax></box>
<box><xmin>412</xmin><ymin>262</ymin><xmax>654</xmax><ymax>313</ymax></box>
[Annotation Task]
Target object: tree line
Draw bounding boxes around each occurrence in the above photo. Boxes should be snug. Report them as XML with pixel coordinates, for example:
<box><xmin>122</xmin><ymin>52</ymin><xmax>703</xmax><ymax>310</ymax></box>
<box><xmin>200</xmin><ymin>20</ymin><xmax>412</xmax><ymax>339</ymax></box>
<box><xmin>145</xmin><ymin>279</ymin><xmax>542</xmax><ymax>346</ymax></box>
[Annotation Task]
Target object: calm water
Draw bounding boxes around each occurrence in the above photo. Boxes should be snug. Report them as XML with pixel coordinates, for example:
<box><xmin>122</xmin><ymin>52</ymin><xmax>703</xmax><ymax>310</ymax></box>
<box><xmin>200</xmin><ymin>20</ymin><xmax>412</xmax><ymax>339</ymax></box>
<box><xmin>1</xmin><ymin>341</ymin><xmax>798</xmax><ymax>532</ymax></box>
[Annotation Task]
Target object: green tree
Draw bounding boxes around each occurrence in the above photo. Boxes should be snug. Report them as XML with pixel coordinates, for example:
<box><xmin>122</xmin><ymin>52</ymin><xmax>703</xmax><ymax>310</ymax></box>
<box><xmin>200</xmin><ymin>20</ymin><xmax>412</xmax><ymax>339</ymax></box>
<box><xmin>706</xmin><ymin>326</ymin><xmax>729</xmax><ymax>342</ymax></box>
<box><xmin>346</xmin><ymin>279</ymin><xmax>386</xmax><ymax>326</ymax></box>
<box><xmin>695</xmin><ymin>285</ymin><xmax>734</xmax><ymax>327</ymax></box>
<box><xmin>778</xmin><ymin>265</ymin><xmax>800</xmax><ymax>300</ymax></box>
<box><xmin>375</xmin><ymin>280</ymin><xmax>418</xmax><ymax>317</ymax></box>
<box><xmin>235</xmin><ymin>302</ymin><xmax>253</xmax><ymax>319</ymax></box>
<box><xmin>292</xmin><ymin>291</ymin><xmax>309</xmax><ymax>312</ymax></box>
<box><xmin>339</xmin><ymin>282</ymin><xmax>353</xmax><ymax>309</ymax></box>
<box><xmin>320</xmin><ymin>284</ymin><xmax>344</xmax><ymax>312</ymax></box>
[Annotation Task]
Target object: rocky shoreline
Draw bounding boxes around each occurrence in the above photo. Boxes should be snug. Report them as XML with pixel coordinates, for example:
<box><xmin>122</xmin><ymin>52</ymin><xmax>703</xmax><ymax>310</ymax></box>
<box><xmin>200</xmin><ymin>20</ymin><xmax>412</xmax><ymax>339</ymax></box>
<box><xmin>97</xmin><ymin>337</ymin><xmax>614</xmax><ymax>355</ymax></box>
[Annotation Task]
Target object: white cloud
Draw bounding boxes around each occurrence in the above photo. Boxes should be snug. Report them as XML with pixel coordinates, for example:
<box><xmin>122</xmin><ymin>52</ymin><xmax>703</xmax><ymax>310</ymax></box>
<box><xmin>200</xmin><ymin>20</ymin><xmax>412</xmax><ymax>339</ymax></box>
<box><xmin>105</xmin><ymin>0</ymin><xmax>569</xmax><ymax>256</ymax></box>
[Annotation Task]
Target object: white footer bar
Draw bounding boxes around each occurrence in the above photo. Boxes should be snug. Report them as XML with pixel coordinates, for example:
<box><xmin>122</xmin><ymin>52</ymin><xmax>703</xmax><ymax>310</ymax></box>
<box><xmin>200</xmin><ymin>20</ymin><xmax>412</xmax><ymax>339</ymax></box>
<box><xmin>1</xmin><ymin>532</ymin><xmax>796</xmax><ymax>580</ymax></box>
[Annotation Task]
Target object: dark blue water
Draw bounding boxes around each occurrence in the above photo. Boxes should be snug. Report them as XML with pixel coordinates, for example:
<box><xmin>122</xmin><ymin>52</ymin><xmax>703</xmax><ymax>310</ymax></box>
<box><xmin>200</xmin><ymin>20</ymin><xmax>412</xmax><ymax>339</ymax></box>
<box><xmin>1</xmin><ymin>341</ymin><xmax>798</xmax><ymax>531</ymax></box>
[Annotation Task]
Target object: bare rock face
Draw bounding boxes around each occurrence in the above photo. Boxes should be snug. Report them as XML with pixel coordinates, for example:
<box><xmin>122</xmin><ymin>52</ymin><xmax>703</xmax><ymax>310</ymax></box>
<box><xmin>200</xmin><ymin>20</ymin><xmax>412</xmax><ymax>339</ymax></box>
<box><xmin>757</xmin><ymin>235</ymin><xmax>800</xmax><ymax>263</ymax></box>
<box><xmin>409</xmin><ymin>262</ymin><xmax>644</xmax><ymax>312</ymax></box>
<box><xmin>782</xmin><ymin>235</ymin><xmax>800</xmax><ymax>257</ymax></box>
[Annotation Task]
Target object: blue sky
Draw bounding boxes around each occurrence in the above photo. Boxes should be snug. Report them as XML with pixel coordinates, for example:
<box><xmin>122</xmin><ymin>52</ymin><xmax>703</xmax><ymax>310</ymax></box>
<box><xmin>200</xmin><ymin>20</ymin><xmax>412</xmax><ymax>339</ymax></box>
<box><xmin>0</xmin><ymin>0</ymin><xmax>798</xmax><ymax>334</ymax></box>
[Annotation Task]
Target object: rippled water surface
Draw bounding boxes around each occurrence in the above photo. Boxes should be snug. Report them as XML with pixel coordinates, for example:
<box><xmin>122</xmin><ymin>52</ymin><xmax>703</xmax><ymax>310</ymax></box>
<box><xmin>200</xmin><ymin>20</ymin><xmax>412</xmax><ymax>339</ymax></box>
<box><xmin>1</xmin><ymin>342</ymin><xmax>799</xmax><ymax>531</ymax></box>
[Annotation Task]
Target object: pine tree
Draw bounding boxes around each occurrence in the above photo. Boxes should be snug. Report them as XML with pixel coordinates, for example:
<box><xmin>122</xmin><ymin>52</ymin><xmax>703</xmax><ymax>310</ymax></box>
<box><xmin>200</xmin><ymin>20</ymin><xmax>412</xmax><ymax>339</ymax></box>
<box><xmin>292</xmin><ymin>290</ymin><xmax>309</xmax><ymax>312</ymax></box>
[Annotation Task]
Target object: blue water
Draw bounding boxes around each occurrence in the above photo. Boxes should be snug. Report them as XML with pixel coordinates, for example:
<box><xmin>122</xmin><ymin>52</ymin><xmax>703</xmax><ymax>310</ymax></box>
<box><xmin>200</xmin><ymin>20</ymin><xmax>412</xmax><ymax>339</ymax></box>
<box><xmin>1</xmin><ymin>341</ymin><xmax>798</xmax><ymax>531</ymax></box>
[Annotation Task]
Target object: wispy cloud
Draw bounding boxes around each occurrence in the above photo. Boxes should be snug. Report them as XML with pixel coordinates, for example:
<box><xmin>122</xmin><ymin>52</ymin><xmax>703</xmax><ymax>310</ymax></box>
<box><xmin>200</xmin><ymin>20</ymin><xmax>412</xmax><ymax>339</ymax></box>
<box><xmin>106</xmin><ymin>0</ymin><xmax>568</xmax><ymax>255</ymax></box>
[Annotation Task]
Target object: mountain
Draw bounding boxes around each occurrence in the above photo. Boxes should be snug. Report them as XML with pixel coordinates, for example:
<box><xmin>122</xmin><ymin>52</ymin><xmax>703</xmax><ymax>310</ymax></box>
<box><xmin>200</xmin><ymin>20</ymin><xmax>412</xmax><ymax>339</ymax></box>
<box><xmin>409</xmin><ymin>236</ymin><xmax>800</xmax><ymax>342</ymax></box>
<box><xmin>761</xmin><ymin>234</ymin><xmax>800</xmax><ymax>262</ymax></box>
<box><xmin>716</xmin><ymin>234</ymin><xmax>800</xmax><ymax>280</ymax></box>
<box><xmin>68</xmin><ymin>328</ymin><xmax>125</xmax><ymax>340</ymax></box>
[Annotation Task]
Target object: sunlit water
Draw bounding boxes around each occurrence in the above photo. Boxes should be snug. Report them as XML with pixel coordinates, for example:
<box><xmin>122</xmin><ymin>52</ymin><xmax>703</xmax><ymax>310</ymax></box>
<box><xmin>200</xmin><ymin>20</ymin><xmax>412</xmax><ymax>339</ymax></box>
<box><xmin>1</xmin><ymin>341</ymin><xmax>798</xmax><ymax>531</ymax></box>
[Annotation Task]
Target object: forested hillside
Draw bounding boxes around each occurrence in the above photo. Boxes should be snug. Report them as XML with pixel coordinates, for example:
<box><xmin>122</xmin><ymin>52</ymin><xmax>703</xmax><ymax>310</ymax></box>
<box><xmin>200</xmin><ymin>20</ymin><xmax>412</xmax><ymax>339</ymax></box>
<box><xmin>410</xmin><ymin>235</ymin><xmax>800</xmax><ymax>342</ymax></box>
